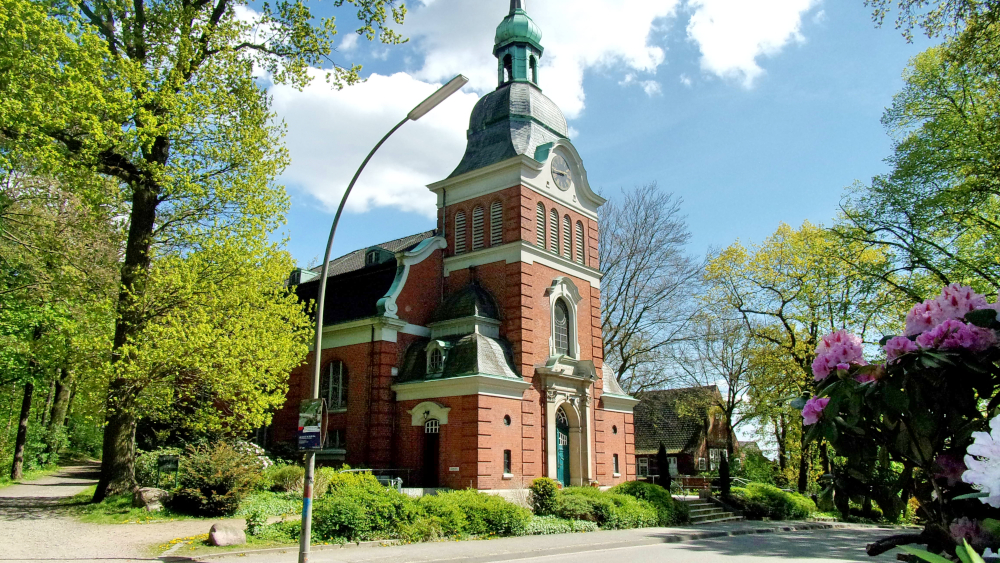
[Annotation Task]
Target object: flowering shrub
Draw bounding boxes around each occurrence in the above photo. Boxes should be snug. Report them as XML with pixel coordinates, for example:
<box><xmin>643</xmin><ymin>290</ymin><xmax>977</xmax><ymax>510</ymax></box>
<box><xmin>800</xmin><ymin>284</ymin><xmax>1000</xmax><ymax>557</ymax></box>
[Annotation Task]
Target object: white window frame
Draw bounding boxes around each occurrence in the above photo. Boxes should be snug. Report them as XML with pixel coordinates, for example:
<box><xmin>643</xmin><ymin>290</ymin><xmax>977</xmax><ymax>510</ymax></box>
<box><xmin>322</xmin><ymin>360</ymin><xmax>348</xmax><ymax>411</ymax></box>
<box><xmin>637</xmin><ymin>457</ymin><xmax>649</xmax><ymax>477</ymax></box>
<box><xmin>613</xmin><ymin>453</ymin><xmax>620</xmax><ymax>476</ymax></box>
<box><xmin>490</xmin><ymin>200</ymin><xmax>503</xmax><ymax>247</ymax></box>
<box><xmin>536</xmin><ymin>203</ymin><xmax>546</xmax><ymax>248</ymax></box>
<box><xmin>472</xmin><ymin>205</ymin><xmax>485</xmax><ymax>251</ymax></box>
<box><xmin>698</xmin><ymin>457</ymin><xmax>707</xmax><ymax>471</ymax></box>
<box><xmin>425</xmin><ymin>340</ymin><xmax>449</xmax><ymax>375</ymax></box>
<box><xmin>454</xmin><ymin>210</ymin><xmax>467</xmax><ymax>254</ymax></box>
<box><xmin>544</xmin><ymin>277</ymin><xmax>582</xmax><ymax>358</ymax></box>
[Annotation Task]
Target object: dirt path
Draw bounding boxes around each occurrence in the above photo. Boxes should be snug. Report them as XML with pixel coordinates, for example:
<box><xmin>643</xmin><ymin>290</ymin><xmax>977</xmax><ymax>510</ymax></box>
<box><xmin>0</xmin><ymin>463</ymin><xmax>217</xmax><ymax>562</ymax></box>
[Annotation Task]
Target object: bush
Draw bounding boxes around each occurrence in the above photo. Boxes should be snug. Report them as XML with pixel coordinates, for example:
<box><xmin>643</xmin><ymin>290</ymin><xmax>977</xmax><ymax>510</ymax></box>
<box><xmin>313</xmin><ymin>496</ymin><xmax>368</xmax><ymax>541</ymax></box>
<box><xmin>312</xmin><ymin>471</ymin><xmax>414</xmax><ymax>541</ymax></box>
<box><xmin>729</xmin><ymin>483</ymin><xmax>816</xmax><ymax>520</ymax></box>
<box><xmin>268</xmin><ymin>464</ymin><xmax>305</xmax><ymax>493</ymax></box>
<box><xmin>314</xmin><ymin>466</ymin><xmax>338</xmax><ymax>497</ymax></box>
<box><xmin>524</xmin><ymin>515</ymin><xmax>599</xmax><ymax>535</ymax></box>
<box><xmin>134</xmin><ymin>447</ymin><xmax>183</xmax><ymax>488</ymax></box>
<box><xmin>528</xmin><ymin>477</ymin><xmax>559</xmax><ymax>515</ymax></box>
<box><xmin>415</xmin><ymin>494</ymin><xmax>469</xmax><ymax>537</ymax></box>
<box><xmin>235</xmin><ymin>491</ymin><xmax>301</xmax><ymax>518</ymax></box>
<box><xmin>609</xmin><ymin>481</ymin><xmax>688</xmax><ymax>526</ymax></box>
<box><xmin>172</xmin><ymin>442</ymin><xmax>265</xmax><ymax>516</ymax></box>
<box><xmin>555</xmin><ymin>491</ymin><xmax>611</xmax><ymax>522</ymax></box>
<box><xmin>603</xmin><ymin>494</ymin><xmax>658</xmax><ymax>529</ymax></box>
<box><xmin>555</xmin><ymin>487</ymin><xmax>658</xmax><ymax>530</ymax></box>
<box><xmin>432</xmin><ymin>490</ymin><xmax>531</xmax><ymax>537</ymax></box>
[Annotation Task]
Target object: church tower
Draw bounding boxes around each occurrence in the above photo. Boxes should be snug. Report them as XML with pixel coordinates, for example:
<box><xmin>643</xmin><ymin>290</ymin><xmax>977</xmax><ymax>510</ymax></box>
<box><xmin>390</xmin><ymin>0</ymin><xmax>639</xmax><ymax>489</ymax></box>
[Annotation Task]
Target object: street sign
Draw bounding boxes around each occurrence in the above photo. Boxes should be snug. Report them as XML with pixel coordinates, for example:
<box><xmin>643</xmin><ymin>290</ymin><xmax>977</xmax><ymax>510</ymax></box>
<box><xmin>298</xmin><ymin>399</ymin><xmax>326</xmax><ymax>451</ymax></box>
<box><xmin>156</xmin><ymin>454</ymin><xmax>180</xmax><ymax>488</ymax></box>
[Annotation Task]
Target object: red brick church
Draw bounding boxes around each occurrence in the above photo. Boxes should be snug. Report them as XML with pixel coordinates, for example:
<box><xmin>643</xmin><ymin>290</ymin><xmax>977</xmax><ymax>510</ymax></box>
<box><xmin>271</xmin><ymin>0</ymin><xmax>639</xmax><ymax>490</ymax></box>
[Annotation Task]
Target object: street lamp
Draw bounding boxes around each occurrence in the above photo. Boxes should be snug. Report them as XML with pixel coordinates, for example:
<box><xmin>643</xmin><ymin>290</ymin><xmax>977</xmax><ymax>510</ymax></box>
<box><xmin>298</xmin><ymin>74</ymin><xmax>469</xmax><ymax>563</ymax></box>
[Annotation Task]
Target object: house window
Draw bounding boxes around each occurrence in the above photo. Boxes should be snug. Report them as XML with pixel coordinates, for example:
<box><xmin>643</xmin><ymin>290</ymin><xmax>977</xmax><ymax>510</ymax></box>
<box><xmin>365</xmin><ymin>249</ymin><xmax>379</xmax><ymax>266</ymax></box>
<box><xmin>612</xmin><ymin>425</ymin><xmax>618</xmax><ymax>435</ymax></box>
<box><xmin>504</xmin><ymin>450</ymin><xmax>512</xmax><ymax>474</ymax></box>
<box><xmin>549</xmin><ymin>209</ymin><xmax>559</xmax><ymax>254</ymax></box>
<box><xmin>503</xmin><ymin>415</ymin><xmax>512</xmax><ymax>426</ymax></box>
<box><xmin>529</xmin><ymin>56</ymin><xmax>537</xmax><ymax>83</ymax></box>
<box><xmin>325</xmin><ymin>428</ymin><xmax>345</xmax><ymax>450</ymax></box>
<box><xmin>613</xmin><ymin>454</ymin><xmax>620</xmax><ymax>475</ymax></box>
<box><xmin>454</xmin><ymin>210</ymin><xmax>467</xmax><ymax>254</ymax></box>
<box><xmin>562</xmin><ymin>215</ymin><xmax>571</xmax><ymax>258</ymax></box>
<box><xmin>503</xmin><ymin>54</ymin><xmax>513</xmax><ymax>83</ymax></box>
<box><xmin>490</xmin><ymin>200</ymin><xmax>503</xmax><ymax>247</ymax></box>
<box><xmin>320</xmin><ymin>360</ymin><xmax>348</xmax><ymax>410</ymax></box>
<box><xmin>428</xmin><ymin>348</ymin><xmax>443</xmax><ymax>373</ymax></box>
<box><xmin>637</xmin><ymin>457</ymin><xmax>649</xmax><ymax>477</ymax></box>
<box><xmin>553</xmin><ymin>298</ymin><xmax>570</xmax><ymax>356</ymax></box>
<box><xmin>710</xmin><ymin>449</ymin><xmax>722</xmax><ymax>471</ymax></box>
<box><xmin>425</xmin><ymin>419</ymin><xmax>440</xmax><ymax>434</ymax></box>
<box><xmin>472</xmin><ymin>205</ymin><xmax>485</xmax><ymax>251</ymax></box>
<box><xmin>536</xmin><ymin>203</ymin><xmax>546</xmax><ymax>248</ymax></box>
<box><xmin>698</xmin><ymin>457</ymin><xmax>707</xmax><ymax>471</ymax></box>
<box><xmin>575</xmin><ymin>221</ymin><xmax>585</xmax><ymax>264</ymax></box>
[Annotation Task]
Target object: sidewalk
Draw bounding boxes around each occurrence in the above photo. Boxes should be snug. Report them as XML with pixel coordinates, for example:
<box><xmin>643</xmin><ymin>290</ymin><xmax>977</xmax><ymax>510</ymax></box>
<box><xmin>178</xmin><ymin>520</ymin><xmax>893</xmax><ymax>563</ymax></box>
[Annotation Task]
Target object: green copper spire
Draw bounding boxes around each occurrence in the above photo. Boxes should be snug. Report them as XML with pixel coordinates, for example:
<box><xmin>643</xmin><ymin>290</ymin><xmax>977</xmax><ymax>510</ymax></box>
<box><xmin>493</xmin><ymin>0</ymin><xmax>543</xmax><ymax>88</ymax></box>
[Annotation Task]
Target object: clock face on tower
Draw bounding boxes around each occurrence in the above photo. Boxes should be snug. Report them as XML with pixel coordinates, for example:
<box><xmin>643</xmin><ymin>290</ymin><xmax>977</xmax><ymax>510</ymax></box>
<box><xmin>551</xmin><ymin>154</ymin><xmax>572</xmax><ymax>191</ymax></box>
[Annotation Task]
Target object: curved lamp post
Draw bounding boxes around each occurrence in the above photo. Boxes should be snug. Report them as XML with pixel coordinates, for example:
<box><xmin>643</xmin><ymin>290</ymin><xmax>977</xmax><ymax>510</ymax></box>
<box><xmin>299</xmin><ymin>74</ymin><xmax>469</xmax><ymax>563</ymax></box>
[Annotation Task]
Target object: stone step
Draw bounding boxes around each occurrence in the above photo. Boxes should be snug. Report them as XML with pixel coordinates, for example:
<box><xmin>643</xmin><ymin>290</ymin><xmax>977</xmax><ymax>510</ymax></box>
<box><xmin>689</xmin><ymin>507</ymin><xmax>726</xmax><ymax>516</ymax></box>
<box><xmin>696</xmin><ymin>515</ymin><xmax>745</xmax><ymax>524</ymax></box>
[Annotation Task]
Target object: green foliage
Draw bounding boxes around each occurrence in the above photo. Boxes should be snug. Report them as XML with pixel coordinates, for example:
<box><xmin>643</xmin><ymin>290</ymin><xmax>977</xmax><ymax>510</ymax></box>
<box><xmin>312</xmin><ymin>470</ymin><xmax>413</xmax><ymax>541</ymax></box>
<box><xmin>314</xmin><ymin>466</ymin><xmax>338</xmax><ymax>497</ymax></box>
<box><xmin>555</xmin><ymin>487</ymin><xmax>658</xmax><ymax>530</ymax></box>
<box><xmin>528</xmin><ymin>477</ymin><xmax>559</xmax><ymax>515</ymax></box>
<box><xmin>735</xmin><ymin>450</ymin><xmax>778</xmax><ymax>485</ymax></box>
<box><xmin>729</xmin><ymin>483</ymin><xmax>816</xmax><ymax>520</ymax></box>
<box><xmin>234</xmin><ymin>491</ymin><xmax>301</xmax><ymax>519</ymax></box>
<box><xmin>172</xmin><ymin>442</ymin><xmax>265</xmax><ymax>516</ymax></box>
<box><xmin>430</xmin><ymin>490</ymin><xmax>531</xmax><ymax>537</ymax></box>
<box><xmin>524</xmin><ymin>515</ymin><xmax>599</xmax><ymax>535</ymax></box>
<box><xmin>414</xmin><ymin>494</ymin><xmax>469</xmax><ymax>537</ymax></box>
<box><xmin>134</xmin><ymin>448</ymin><xmax>183</xmax><ymax>488</ymax></box>
<box><xmin>609</xmin><ymin>481</ymin><xmax>689</xmax><ymax>525</ymax></box>
<box><xmin>268</xmin><ymin>465</ymin><xmax>305</xmax><ymax>493</ymax></box>
<box><xmin>245</xmin><ymin>508</ymin><xmax>267</xmax><ymax>537</ymax></box>
<box><xmin>312</xmin><ymin>496</ymin><xmax>368</xmax><ymax>541</ymax></box>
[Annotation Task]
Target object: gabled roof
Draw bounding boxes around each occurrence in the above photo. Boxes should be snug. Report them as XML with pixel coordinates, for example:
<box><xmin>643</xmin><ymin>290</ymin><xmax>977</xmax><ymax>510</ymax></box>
<box><xmin>309</xmin><ymin>230</ymin><xmax>435</xmax><ymax>278</ymax></box>
<box><xmin>633</xmin><ymin>386</ymin><xmax>720</xmax><ymax>455</ymax></box>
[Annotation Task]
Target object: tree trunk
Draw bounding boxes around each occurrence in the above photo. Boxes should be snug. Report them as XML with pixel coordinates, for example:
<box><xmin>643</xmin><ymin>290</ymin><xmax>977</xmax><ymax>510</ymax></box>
<box><xmin>95</xmin><ymin>182</ymin><xmax>160</xmax><ymax>501</ymax></box>
<box><xmin>45</xmin><ymin>368</ymin><xmax>74</xmax><ymax>455</ymax></box>
<box><xmin>3</xmin><ymin>384</ymin><xmax>17</xmax><ymax>450</ymax></box>
<box><xmin>40</xmin><ymin>377</ymin><xmax>55</xmax><ymax>426</ymax></box>
<box><xmin>797</xmin><ymin>433</ymin><xmax>810</xmax><ymax>494</ymax></box>
<box><xmin>64</xmin><ymin>380</ymin><xmax>77</xmax><ymax>428</ymax></box>
<box><xmin>820</xmin><ymin>441</ymin><xmax>831</xmax><ymax>475</ymax></box>
<box><xmin>774</xmin><ymin>416</ymin><xmax>787</xmax><ymax>473</ymax></box>
<box><xmin>10</xmin><ymin>381</ymin><xmax>35</xmax><ymax>480</ymax></box>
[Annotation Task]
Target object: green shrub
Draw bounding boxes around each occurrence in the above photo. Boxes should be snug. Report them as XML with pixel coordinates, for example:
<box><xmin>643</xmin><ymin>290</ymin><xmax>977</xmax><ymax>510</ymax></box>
<box><xmin>313</xmin><ymin>496</ymin><xmax>368</xmax><ymax>541</ymax></box>
<box><xmin>268</xmin><ymin>464</ymin><xmax>305</xmax><ymax>493</ymax></box>
<box><xmin>729</xmin><ymin>483</ymin><xmax>816</xmax><ymax>520</ymax></box>
<box><xmin>555</xmin><ymin>487</ymin><xmax>657</xmax><ymax>530</ymax></box>
<box><xmin>314</xmin><ymin>466</ymin><xmax>338</xmax><ymax>497</ymax></box>
<box><xmin>528</xmin><ymin>477</ymin><xmax>559</xmax><ymax>515</ymax></box>
<box><xmin>415</xmin><ymin>494</ymin><xmax>469</xmax><ymax>536</ymax></box>
<box><xmin>524</xmin><ymin>515</ymin><xmax>599</xmax><ymax>535</ymax></box>
<box><xmin>312</xmin><ymin>471</ymin><xmax>414</xmax><ymax>541</ymax></box>
<box><xmin>172</xmin><ymin>442</ymin><xmax>265</xmax><ymax>516</ymax></box>
<box><xmin>245</xmin><ymin>508</ymin><xmax>267</xmax><ymax>537</ymax></box>
<box><xmin>134</xmin><ymin>447</ymin><xmax>183</xmax><ymax>488</ymax></box>
<box><xmin>396</xmin><ymin>515</ymin><xmax>447</xmax><ymax>543</ymax></box>
<box><xmin>609</xmin><ymin>481</ymin><xmax>688</xmax><ymax>525</ymax></box>
<box><xmin>603</xmin><ymin>494</ymin><xmax>658</xmax><ymax>529</ymax></box>
<box><xmin>433</xmin><ymin>490</ymin><xmax>531</xmax><ymax>537</ymax></box>
<box><xmin>235</xmin><ymin>491</ymin><xmax>301</xmax><ymax>518</ymax></box>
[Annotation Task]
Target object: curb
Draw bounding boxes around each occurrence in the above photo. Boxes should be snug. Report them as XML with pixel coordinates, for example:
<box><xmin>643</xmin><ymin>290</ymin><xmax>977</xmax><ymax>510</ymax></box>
<box><xmin>169</xmin><ymin>522</ymin><xmax>886</xmax><ymax>561</ymax></box>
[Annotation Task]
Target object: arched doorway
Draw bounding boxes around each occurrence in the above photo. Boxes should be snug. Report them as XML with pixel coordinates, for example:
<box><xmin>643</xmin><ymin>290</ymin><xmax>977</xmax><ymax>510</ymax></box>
<box><xmin>422</xmin><ymin>419</ymin><xmax>440</xmax><ymax>487</ymax></box>
<box><xmin>556</xmin><ymin>407</ymin><xmax>570</xmax><ymax>485</ymax></box>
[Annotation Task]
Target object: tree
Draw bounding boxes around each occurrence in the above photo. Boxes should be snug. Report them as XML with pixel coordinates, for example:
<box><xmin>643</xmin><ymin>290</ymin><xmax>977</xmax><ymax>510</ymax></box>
<box><xmin>0</xmin><ymin>0</ymin><xmax>405</xmax><ymax>499</ymax></box>
<box><xmin>865</xmin><ymin>0</ymin><xmax>998</xmax><ymax>40</ymax></box>
<box><xmin>599</xmin><ymin>183</ymin><xmax>701</xmax><ymax>393</ymax></box>
<box><xmin>656</xmin><ymin>442</ymin><xmax>670</xmax><ymax>492</ymax></box>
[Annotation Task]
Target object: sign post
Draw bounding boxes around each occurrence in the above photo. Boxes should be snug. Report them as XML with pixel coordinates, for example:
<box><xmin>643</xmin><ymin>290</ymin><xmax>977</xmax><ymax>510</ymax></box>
<box><xmin>156</xmin><ymin>454</ymin><xmax>180</xmax><ymax>489</ymax></box>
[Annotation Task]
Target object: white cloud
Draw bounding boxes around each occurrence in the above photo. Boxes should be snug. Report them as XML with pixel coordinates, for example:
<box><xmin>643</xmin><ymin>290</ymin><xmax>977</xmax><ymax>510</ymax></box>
<box><xmin>272</xmin><ymin>71</ymin><xmax>479</xmax><ymax>218</ymax></box>
<box><xmin>686</xmin><ymin>0</ymin><xmax>820</xmax><ymax>87</ymax></box>
<box><xmin>405</xmin><ymin>1</ymin><xmax>680</xmax><ymax>118</ymax></box>
<box><xmin>619</xmin><ymin>73</ymin><xmax>662</xmax><ymax>96</ymax></box>
<box><xmin>679</xmin><ymin>73</ymin><xmax>693</xmax><ymax>86</ymax></box>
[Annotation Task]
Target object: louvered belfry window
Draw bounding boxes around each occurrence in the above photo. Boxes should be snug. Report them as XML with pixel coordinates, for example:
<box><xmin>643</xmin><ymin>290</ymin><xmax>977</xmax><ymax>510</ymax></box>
<box><xmin>536</xmin><ymin>203</ymin><xmax>546</xmax><ymax>247</ymax></box>
<box><xmin>490</xmin><ymin>201</ymin><xmax>503</xmax><ymax>247</ymax></box>
<box><xmin>454</xmin><ymin>210</ymin><xmax>467</xmax><ymax>254</ymax></box>
<box><xmin>472</xmin><ymin>206</ymin><xmax>485</xmax><ymax>251</ymax></box>
<box><xmin>562</xmin><ymin>215</ymin><xmax>571</xmax><ymax>258</ymax></box>
<box><xmin>575</xmin><ymin>221</ymin><xmax>585</xmax><ymax>264</ymax></box>
<box><xmin>549</xmin><ymin>209</ymin><xmax>559</xmax><ymax>254</ymax></box>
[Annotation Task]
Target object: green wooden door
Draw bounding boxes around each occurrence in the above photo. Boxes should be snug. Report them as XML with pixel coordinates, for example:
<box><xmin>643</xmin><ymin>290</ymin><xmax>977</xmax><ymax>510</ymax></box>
<box><xmin>556</xmin><ymin>408</ymin><xmax>570</xmax><ymax>486</ymax></box>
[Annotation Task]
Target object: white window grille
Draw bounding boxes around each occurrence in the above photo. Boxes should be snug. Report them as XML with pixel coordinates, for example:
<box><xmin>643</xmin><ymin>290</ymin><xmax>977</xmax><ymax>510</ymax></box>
<box><xmin>549</xmin><ymin>209</ymin><xmax>559</xmax><ymax>254</ymax></box>
<box><xmin>325</xmin><ymin>428</ymin><xmax>345</xmax><ymax>449</ymax></box>
<box><xmin>490</xmin><ymin>201</ymin><xmax>503</xmax><ymax>247</ymax></box>
<box><xmin>424</xmin><ymin>419</ymin><xmax>440</xmax><ymax>434</ymax></box>
<box><xmin>320</xmin><ymin>360</ymin><xmax>348</xmax><ymax>410</ymax></box>
<box><xmin>575</xmin><ymin>221</ymin><xmax>585</xmax><ymax>264</ymax></box>
<box><xmin>637</xmin><ymin>457</ymin><xmax>649</xmax><ymax>477</ymax></box>
<box><xmin>698</xmin><ymin>457</ymin><xmax>707</xmax><ymax>471</ymax></box>
<box><xmin>472</xmin><ymin>206</ymin><xmax>485</xmax><ymax>251</ymax></box>
<box><xmin>536</xmin><ymin>203</ymin><xmax>546</xmax><ymax>247</ymax></box>
<box><xmin>554</xmin><ymin>298</ymin><xmax>570</xmax><ymax>355</ymax></box>
<box><xmin>562</xmin><ymin>215</ymin><xmax>571</xmax><ymax>258</ymax></box>
<box><xmin>454</xmin><ymin>210</ymin><xmax>466</xmax><ymax>254</ymax></box>
<box><xmin>428</xmin><ymin>348</ymin><xmax>443</xmax><ymax>373</ymax></box>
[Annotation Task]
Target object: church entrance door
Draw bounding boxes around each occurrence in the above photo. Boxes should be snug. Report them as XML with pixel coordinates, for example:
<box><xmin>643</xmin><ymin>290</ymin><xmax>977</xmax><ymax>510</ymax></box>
<box><xmin>423</xmin><ymin>419</ymin><xmax>440</xmax><ymax>487</ymax></box>
<box><xmin>556</xmin><ymin>407</ymin><xmax>570</xmax><ymax>485</ymax></box>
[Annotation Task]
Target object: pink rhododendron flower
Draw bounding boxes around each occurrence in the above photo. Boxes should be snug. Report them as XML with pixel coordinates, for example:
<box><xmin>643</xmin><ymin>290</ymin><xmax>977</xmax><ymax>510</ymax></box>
<box><xmin>884</xmin><ymin>336</ymin><xmax>919</xmax><ymax>363</ymax></box>
<box><xmin>836</xmin><ymin>363</ymin><xmax>850</xmax><ymax>371</ymax></box>
<box><xmin>817</xmin><ymin>330</ymin><xmax>864</xmax><ymax>356</ymax></box>
<box><xmin>905</xmin><ymin>284</ymin><xmax>991</xmax><ymax>336</ymax></box>
<box><xmin>915</xmin><ymin>319</ymin><xmax>995</xmax><ymax>352</ymax></box>
<box><xmin>812</xmin><ymin>330</ymin><xmax>865</xmax><ymax>380</ymax></box>
<box><xmin>802</xmin><ymin>397</ymin><xmax>830</xmax><ymax>425</ymax></box>
<box><xmin>934</xmin><ymin>453</ymin><xmax>968</xmax><ymax>487</ymax></box>
<box><xmin>856</xmin><ymin>373</ymin><xmax>876</xmax><ymax>383</ymax></box>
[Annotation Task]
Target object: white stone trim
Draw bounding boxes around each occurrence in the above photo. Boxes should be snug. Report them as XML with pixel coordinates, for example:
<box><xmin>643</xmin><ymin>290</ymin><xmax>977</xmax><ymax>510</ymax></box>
<box><xmin>378</xmin><ymin>236</ymin><xmax>448</xmax><ymax>319</ymax></box>
<box><xmin>544</xmin><ymin>392</ymin><xmax>593</xmax><ymax>486</ymax></box>
<box><xmin>600</xmin><ymin>393</ymin><xmax>640</xmax><ymax>413</ymax></box>
<box><xmin>429</xmin><ymin>316</ymin><xmax>501</xmax><ymax>339</ymax></box>
<box><xmin>407</xmin><ymin>401</ymin><xmax>451</xmax><ymax>426</ymax></box>
<box><xmin>312</xmin><ymin>316</ymin><xmax>408</xmax><ymax>350</ymax></box>
<box><xmin>442</xmin><ymin>241</ymin><xmax>602</xmax><ymax>288</ymax></box>
<box><xmin>401</xmin><ymin>323</ymin><xmax>431</xmax><ymax>337</ymax></box>
<box><xmin>392</xmin><ymin>374</ymin><xmax>530</xmax><ymax>402</ymax></box>
<box><xmin>545</xmin><ymin>277</ymin><xmax>582</xmax><ymax>358</ymax></box>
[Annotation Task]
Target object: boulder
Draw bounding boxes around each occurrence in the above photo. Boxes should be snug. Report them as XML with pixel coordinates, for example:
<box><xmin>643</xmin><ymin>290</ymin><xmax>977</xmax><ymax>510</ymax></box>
<box><xmin>132</xmin><ymin>487</ymin><xmax>172</xmax><ymax>512</ymax></box>
<box><xmin>209</xmin><ymin>522</ymin><xmax>246</xmax><ymax>547</ymax></box>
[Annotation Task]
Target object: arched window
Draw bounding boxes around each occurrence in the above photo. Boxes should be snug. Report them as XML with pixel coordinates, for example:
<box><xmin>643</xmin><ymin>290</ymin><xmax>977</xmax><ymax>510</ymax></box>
<box><xmin>503</xmin><ymin>54</ymin><xmax>513</xmax><ymax>83</ymax></box>
<box><xmin>549</xmin><ymin>209</ymin><xmax>559</xmax><ymax>254</ymax></box>
<box><xmin>320</xmin><ymin>360</ymin><xmax>348</xmax><ymax>410</ymax></box>
<box><xmin>454</xmin><ymin>210</ymin><xmax>467</xmax><ymax>254</ymax></box>
<box><xmin>428</xmin><ymin>348</ymin><xmax>443</xmax><ymax>373</ymax></box>
<box><xmin>490</xmin><ymin>201</ymin><xmax>503</xmax><ymax>247</ymax></box>
<box><xmin>553</xmin><ymin>298</ymin><xmax>570</xmax><ymax>356</ymax></box>
<box><xmin>562</xmin><ymin>215</ymin><xmax>571</xmax><ymax>258</ymax></box>
<box><xmin>529</xmin><ymin>56</ymin><xmax>537</xmax><ymax>83</ymax></box>
<box><xmin>425</xmin><ymin>419</ymin><xmax>440</xmax><ymax>434</ymax></box>
<box><xmin>472</xmin><ymin>205</ymin><xmax>485</xmax><ymax>251</ymax></box>
<box><xmin>575</xmin><ymin>221</ymin><xmax>585</xmax><ymax>265</ymax></box>
<box><xmin>536</xmin><ymin>203</ymin><xmax>546</xmax><ymax>248</ymax></box>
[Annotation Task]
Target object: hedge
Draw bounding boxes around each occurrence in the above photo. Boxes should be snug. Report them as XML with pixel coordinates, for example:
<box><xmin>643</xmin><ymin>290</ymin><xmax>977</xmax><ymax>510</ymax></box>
<box><xmin>729</xmin><ymin>483</ymin><xmax>816</xmax><ymax>520</ymax></box>
<box><xmin>609</xmin><ymin>481</ymin><xmax>688</xmax><ymax>526</ymax></box>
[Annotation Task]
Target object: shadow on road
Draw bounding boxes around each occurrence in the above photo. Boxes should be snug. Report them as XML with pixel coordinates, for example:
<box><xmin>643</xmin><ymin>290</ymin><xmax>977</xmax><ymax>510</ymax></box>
<box><xmin>667</xmin><ymin>528</ymin><xmax>899</xmax><ymax>561</ymax></box>
<box><xmin>0</xmin><ymin>463</ymin><xmax>100</xmax><ymax>522</ymax></box>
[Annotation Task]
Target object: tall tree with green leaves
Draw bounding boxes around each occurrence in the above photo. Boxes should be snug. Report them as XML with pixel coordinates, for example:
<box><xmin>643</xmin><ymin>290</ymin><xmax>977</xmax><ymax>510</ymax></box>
<box><xmin>0</xmin><ymin>0</ymin><xmax>404</xmax><ymax>499</ymax></box>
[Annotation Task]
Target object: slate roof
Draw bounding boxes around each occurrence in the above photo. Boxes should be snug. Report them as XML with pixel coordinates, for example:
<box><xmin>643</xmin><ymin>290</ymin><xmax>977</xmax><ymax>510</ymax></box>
<box><xmin>309</xmin><ymin>230</ymin><xmax>435</xmax><ymax>278</ymax></box>
<box><xmin>633</xmin><ymin>386</ymin><xmax>720</xmax><ymax>455</ymax></box>
<box><xmin>449</xmin><ymin>83</ymin><xmax>567</xmax><ymax>178</ymax></box>
<box><xmin>397</xmin><ymin>333</ymin><xmax>520</xmax><ymax>383</ymax></box>
<box><xmin>429</xmin><ymin>284</ymin><xmax>500</xmax><ymax>323</ymax></box>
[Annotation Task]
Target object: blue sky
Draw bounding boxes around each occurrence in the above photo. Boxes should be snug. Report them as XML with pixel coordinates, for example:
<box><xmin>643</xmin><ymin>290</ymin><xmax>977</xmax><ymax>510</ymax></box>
<box><xmin>262</xmin><ymin>0</ymin><xmax>936</xmax><ymax>267</ymax></box>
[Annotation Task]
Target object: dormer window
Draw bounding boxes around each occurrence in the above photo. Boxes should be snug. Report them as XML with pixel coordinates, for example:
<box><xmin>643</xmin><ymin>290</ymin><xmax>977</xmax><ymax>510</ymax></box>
<box><xmin>426</xmin><ymin>340</ymin><xmax>450</xmax><ymax>375</ymax></box>
<box><xmin>365</xmin><ymin>249</ymin><xmax>379</xmax><ymax>266</ymax></box>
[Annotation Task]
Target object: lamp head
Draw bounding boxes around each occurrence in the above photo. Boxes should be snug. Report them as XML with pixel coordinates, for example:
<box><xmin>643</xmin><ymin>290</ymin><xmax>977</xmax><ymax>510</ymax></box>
<box><xmin>408</xmin><ymin>74</ymin><xmax>469</xmax><ymax>121</ymax></box>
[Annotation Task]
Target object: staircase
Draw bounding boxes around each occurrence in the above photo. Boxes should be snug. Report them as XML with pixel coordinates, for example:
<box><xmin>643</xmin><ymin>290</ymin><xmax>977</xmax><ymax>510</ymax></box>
<box><xmin>683</xmin><ymin>498</ymin><xmax>744</xmax><ymax>524</ymax></box>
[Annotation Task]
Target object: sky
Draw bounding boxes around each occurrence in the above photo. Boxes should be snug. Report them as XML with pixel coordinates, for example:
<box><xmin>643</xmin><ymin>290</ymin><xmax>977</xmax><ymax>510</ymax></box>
<box><xmin>262</xmin><ymin>0</ymin><xmax>936</xmax><ymax>268</ymax></box>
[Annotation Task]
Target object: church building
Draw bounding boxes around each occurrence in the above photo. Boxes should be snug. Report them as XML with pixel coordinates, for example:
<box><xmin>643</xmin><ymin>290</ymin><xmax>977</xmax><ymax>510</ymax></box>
<box><xmin>272</xmin><ymin>0</ymin><xmax>639</xmax><ymax>490</ymax></box>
